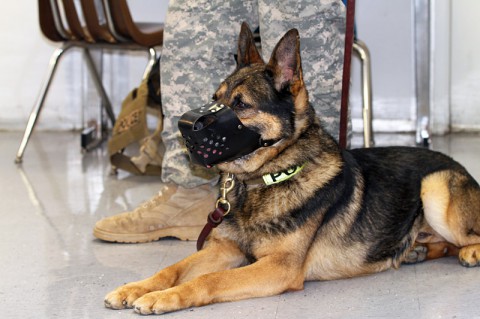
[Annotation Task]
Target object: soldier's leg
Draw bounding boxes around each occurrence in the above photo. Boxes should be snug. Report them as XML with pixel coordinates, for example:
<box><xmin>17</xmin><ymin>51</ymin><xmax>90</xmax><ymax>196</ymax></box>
<box><xmin>160</xmin><ymin>0</ymin><xmax>259</xmax><ymax>187</ymax></box>
<box><xmin>94</xmin><ymin>0</ymin><xmax>259</xmax><ymax>243</ymax></box>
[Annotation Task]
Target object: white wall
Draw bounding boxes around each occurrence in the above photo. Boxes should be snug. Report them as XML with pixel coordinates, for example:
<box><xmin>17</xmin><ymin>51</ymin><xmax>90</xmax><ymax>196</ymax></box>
<box><xmin>451</xmin><ymin>0</ymin><xmax>480</xmax><ymax>131</ymax></box>
<box><xmin>0</xmin><ymin>1</ymin><xmax>58</xmax><ymax>130</ymax></box>
<box><xmin>352</xmin><ymin>0</ymin><xmax>480</xmax><ymax>133</ymax></box>
<box><xmin>0</xmin><ymin>0</ymin><xmax>479</xmax><ymax>133</ymax></box>
<box><xmin>350</xmin><ymin>0</ymin><xmax>416</xmax><ymax>133</ymax></box>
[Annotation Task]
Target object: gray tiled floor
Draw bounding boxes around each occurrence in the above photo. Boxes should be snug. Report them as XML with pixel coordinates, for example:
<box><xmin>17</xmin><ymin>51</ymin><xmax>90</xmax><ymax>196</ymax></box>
<box><xmin>1</xmin><ymin>131</ymin><xmax>480</xmax><ymax>319</ymax></box>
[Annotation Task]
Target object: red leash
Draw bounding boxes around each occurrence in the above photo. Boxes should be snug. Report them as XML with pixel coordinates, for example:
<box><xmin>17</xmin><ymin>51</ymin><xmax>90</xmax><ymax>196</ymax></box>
<box><xmin>197</xmin><ymin>174</ymin><xmax>235</xmax><ymax>251</ymax></box>
<box><xmin>196</xmin><ymin>206</ymin><xmax>226</xmax><ymax>251</ymax></box>
<box><xmin>339</xmin><ymin>0</ymin><xmax>356</xmax><ymax>149</ymax></box>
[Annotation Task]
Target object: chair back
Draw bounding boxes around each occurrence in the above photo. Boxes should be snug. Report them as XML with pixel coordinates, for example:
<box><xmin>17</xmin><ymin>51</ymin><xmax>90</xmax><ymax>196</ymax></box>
<box><xmin>60</xmin><ymin>0</ymin><xmax>94</xmax><ymax>42</ymax></box>
<box><xmin>38</xmin><ymin>0</ymin><xmax>68</xmax><ymax>41</ymax></box>
<box><xmin>106</xmin><ymin>0</ymin><xmax>131</xmax><ymax>39</ymax></box>
<box><xmin>104</xmin><ymin>0</ymin><xmax>163</xmax><ymax>47</ymax></box>
<box><xmin>80</xmin><ymin>0</ymin><xmax>116</xmax><ymax>43</ymax></box>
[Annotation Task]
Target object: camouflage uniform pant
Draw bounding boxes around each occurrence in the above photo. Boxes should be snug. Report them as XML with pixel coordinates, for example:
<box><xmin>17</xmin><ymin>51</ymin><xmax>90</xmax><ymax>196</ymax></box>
<box><xmin>160</xmin><ymin>0</ymin><xmax>346</xmax><ymax>188</ymax></box>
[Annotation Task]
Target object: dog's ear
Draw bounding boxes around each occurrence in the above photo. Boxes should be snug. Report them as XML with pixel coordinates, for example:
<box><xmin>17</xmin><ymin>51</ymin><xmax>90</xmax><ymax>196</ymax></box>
<box><xmin>237</xmin><ymin>22</ymin><xmax>264</xmax><ymax>68</ymax></box>
<box><xmin>266</xmin><ymin>29</ymin><xmax>304</xmax><ymax>94</ymax></box>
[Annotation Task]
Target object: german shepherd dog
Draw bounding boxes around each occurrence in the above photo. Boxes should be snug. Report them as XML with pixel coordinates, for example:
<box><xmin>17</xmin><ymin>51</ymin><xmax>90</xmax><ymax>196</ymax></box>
<box><xmin>104</xmin><ymin>23</ymin><xmax>480</xmax><ymax>315</ymax></box>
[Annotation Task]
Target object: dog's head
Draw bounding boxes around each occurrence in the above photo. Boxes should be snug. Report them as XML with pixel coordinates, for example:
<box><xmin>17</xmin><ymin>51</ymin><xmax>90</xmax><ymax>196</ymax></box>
<box><xmin>179</xmin><ymin>23</ymin><xmax>318</xmax><ymax>175</ymax></box>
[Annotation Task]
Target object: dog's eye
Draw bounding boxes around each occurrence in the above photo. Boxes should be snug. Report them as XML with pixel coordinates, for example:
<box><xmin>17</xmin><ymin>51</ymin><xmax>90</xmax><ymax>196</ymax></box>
<box><xmin>236</xmin><ymin>101</ymin><xmax>249</xmax><ymax>109</ymax></box>
<box><xmin>232</xmin><ymin>96</ymin><xmax>250</xmax><ymax>110</ymax></box>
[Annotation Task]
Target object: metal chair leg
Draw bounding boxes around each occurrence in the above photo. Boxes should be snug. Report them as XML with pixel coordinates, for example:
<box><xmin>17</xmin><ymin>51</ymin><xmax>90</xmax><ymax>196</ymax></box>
<box><xmin>413</xmin><ymin>0</ymin><xmax>431</xmax><ymax>147</ymax></box>
<box><xmin>82</xmin><ymin>48</ymin><xmax>116</xmax><ymax>126</ymax></box>
<box><xmin>16</xmin><ymin>44</ymin><xmax>158</xmax><ymax>163</ymax></box>
<box><xmin>353</xmin><ymin>39</ymin><xmax>374</xmax><ymax>148</ymax></box>
<box><xmin>142</xmin><ymin>47</ymin><xmax>158</xmax><ymax>80</ymax></box>
<box><xmin>15</xmin><ymin>44</ymin><xmax>72</xmax><ymax>163</ymax></box>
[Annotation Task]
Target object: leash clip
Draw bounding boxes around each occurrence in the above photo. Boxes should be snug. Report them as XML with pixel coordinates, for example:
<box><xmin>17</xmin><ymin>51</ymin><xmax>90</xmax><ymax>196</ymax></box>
<box><xmin>215</xmin><ymin>173</ymin><xmax>235</xmax><ymax>215</ymax></box>
<box><xmin>197</xmin><ymin>173</ymin><xmax>235</xmax><ymax>251</ymax></box>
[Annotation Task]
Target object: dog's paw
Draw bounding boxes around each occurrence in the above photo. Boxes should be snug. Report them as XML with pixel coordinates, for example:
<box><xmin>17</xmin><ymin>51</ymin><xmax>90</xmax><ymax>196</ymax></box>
<box><xmin>104</xmin><ymin>283</ymin><xmax>151</xmax><ymax>310</ymax></box>
<box><xmin>459</xmin><ymin>244</ymin><xmax>480</xmax><ymax>267</ymax></box>
<box><xmin>403</xmin><ymin>245</ymin><xmax>428</xmax><ymax>264</ymax></box>
<box><xmin>133</xmin><ymin>290</ymin><xmax>185</xmax><ymax>315</ymax></box>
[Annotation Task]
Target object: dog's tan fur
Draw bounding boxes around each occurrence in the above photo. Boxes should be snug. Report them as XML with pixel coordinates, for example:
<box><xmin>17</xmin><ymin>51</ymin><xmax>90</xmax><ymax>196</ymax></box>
<box><xmin>104</xmin><ymin>23</ymin><xmax>480</xmax><ymax>315</ymax></box>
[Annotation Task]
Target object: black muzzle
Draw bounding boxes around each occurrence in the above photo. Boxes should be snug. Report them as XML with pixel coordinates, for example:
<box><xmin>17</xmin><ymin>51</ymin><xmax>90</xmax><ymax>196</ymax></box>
<box><xmin>178</xmin><ymin>101</ymin><xmax>273</xmax><ymax>167</ymax></box>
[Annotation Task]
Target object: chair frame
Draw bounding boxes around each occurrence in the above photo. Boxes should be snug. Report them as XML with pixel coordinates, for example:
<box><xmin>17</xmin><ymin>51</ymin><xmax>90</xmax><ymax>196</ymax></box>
<box><xmin>353</xmin><ymin>39</ymin><xmax>374</xmax><ymax>148</ymax></box>
<box><xmin>15</xmin><ymin>0</ymin><xmax>161</xmax><ymax>163</ymax></box>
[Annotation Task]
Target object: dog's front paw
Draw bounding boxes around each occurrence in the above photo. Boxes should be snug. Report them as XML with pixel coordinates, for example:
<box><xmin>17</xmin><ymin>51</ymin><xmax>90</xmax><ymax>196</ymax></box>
<box><xmin>459</xmin><ymin>244</ymin><xmax>480</xmax><ymax>267</ymax></box>
<box><xmin>133</xmin><ymin>290</ymin><xmax>187</xmax><ymax>315</ymax></box>
<box><xmin>403</xmin><ymin>245</ymin><xmax>428</xmax><ymax>264</ymax></box>
<box><xmin>104</xmin><ymin>283</ymin><xmax>151</xmax><ymax>310</ymax></box>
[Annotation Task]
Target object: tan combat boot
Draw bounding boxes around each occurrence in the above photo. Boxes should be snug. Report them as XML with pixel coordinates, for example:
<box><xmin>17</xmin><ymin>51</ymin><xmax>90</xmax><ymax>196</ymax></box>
<box><xmin>93</xmin><ymin>183</ymin><xmax>217</xmax><ymax>243</ymax></box>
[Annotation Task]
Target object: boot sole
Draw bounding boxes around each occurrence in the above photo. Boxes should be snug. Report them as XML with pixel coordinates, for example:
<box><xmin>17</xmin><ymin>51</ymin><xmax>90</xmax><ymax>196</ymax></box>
<box><xmin>93</xmin><ymin>225</ymin><xmax>204</xmax><ymax>243</ymax></box>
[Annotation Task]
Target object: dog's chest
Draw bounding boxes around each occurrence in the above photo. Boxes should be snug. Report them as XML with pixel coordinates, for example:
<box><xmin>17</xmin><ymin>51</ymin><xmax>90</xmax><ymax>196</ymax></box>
<box><xmin>219</xmin><ymin>189</ymin><xmax>313</xmax><ymax>258</ymax></box>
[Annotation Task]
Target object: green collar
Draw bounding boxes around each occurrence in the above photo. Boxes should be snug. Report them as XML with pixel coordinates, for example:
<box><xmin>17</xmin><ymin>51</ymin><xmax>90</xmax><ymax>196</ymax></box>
<box><xmin>244</xmin><ymin>164</ymin><xmax>305</xmax><ymax>186</ymax></box>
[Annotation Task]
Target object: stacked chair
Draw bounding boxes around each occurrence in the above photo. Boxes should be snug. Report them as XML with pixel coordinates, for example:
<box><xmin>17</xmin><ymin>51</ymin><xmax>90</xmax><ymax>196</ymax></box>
<box><xmin>15</xmin><ymin>0</ymin><xmax>164</xmax><ymax>163</ymax></box>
